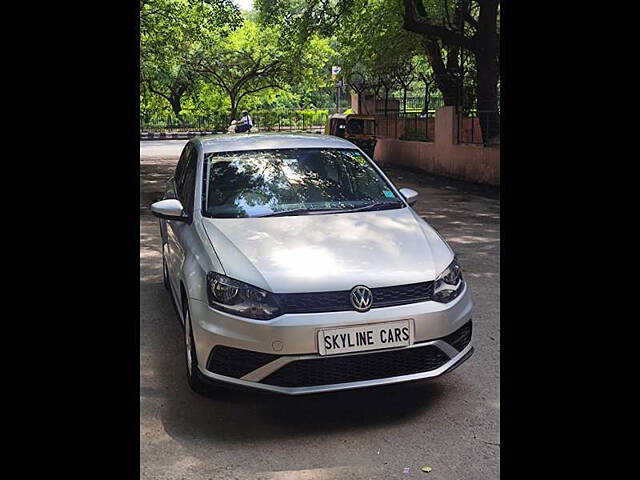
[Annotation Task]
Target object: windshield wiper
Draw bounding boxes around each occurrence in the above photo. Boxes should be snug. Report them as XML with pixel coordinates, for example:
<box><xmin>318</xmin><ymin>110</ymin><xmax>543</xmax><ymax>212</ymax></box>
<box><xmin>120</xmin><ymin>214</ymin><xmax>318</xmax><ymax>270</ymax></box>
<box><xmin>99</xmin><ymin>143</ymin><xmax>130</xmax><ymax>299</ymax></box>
<box><xmin>255</xmin><ymin>202</ymin><xmax>402</xmax><ymax>218</ymax></box>
<box><xmin>255</xmin><ymin>207</ymin><xmax>349</xmax><ymax>218</ymax></box>
<box><xmin>255</xmin><ymin>208</ymin><xmax>312</xmax><ymax>217</ymax></box>
<box><xmin>344</xmin><ymin>201</ymin><xmax>405</xmax><ymax>213</ymax></box>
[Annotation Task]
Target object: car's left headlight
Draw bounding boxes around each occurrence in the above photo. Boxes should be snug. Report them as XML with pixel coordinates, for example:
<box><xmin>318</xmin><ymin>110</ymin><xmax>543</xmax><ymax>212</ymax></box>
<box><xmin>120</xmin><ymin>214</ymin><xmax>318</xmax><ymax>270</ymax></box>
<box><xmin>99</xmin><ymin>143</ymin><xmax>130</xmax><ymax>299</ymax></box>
<box><xmin>433</xmin><ymin>258</ymin><xmax>465</xmax><ymax>303</ymax></box>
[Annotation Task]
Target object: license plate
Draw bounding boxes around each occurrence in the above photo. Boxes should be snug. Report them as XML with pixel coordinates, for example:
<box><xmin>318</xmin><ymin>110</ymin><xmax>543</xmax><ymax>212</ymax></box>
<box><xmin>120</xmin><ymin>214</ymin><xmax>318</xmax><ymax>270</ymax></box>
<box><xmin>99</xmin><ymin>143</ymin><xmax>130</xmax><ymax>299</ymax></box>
<box><xmin>317</xmin><ymin>320</ymin><xmax>413</xmax><ymax>356</ymax></box>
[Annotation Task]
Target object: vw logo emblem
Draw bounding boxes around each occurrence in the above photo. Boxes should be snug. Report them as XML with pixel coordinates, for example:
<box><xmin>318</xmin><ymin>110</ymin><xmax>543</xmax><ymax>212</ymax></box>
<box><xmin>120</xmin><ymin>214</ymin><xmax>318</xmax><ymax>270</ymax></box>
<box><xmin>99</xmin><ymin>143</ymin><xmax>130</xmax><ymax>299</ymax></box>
<box><xmin>350</xmin><ymin>285</ymin><xmax>373</xmax><ymax>312</ymax></box>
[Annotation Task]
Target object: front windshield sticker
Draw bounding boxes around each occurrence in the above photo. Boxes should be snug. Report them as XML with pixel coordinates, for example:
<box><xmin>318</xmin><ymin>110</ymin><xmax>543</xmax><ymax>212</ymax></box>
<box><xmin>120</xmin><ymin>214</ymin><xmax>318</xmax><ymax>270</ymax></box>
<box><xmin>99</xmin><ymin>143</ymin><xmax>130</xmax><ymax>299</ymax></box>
<box><xmin>383</xmin><ymin>190</ymin><xmax>395</xmax><ymax>198</ymax></box>
<box><xmin>345</xmin><ymin>150</ymin><xmax>368</xmax><ymax>165</ymax></box>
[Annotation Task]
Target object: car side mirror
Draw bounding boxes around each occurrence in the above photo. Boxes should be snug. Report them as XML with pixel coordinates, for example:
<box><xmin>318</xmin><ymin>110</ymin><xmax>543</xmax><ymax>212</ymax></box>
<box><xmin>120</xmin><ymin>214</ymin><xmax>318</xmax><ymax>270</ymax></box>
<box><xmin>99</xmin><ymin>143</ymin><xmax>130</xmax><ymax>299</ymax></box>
<box><xmin>150</xmin><ymin>199</ymin><xmax>188</xmax><ymax>221</ymax></box>
<box><xmin>399</xmin><ymin>188</ymin><xmax>419</xmax><ymax>206</ymax></box>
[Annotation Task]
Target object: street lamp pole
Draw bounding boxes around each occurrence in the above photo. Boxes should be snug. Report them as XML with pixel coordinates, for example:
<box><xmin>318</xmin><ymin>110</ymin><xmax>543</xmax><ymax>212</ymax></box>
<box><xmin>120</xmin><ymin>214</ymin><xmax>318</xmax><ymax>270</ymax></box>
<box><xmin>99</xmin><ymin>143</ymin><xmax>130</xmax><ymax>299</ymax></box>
<box><xmin>332</xmin><ymin>66</ymin><xmax>342</xmax><ymax>114</ymax></box>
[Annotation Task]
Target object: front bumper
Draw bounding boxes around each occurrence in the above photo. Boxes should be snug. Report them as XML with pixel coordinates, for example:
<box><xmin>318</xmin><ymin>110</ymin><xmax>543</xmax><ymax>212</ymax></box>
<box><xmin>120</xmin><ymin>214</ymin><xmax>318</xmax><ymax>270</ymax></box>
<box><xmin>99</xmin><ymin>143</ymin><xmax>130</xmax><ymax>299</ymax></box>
<box><xmin>189</xmin><ymin>284</ymin><xmax>473</xmax><ymax>395</ymax></box>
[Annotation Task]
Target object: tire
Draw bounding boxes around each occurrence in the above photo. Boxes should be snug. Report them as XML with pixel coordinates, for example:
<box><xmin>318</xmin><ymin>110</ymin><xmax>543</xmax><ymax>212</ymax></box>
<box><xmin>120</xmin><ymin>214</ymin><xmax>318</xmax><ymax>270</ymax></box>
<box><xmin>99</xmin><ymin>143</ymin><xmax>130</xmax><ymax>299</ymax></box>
<box><xmin>183</xmin><ymin>300</ymin><xmax>210</xmax><ymax>395</ymax></box>
<box><xmin>162</xmin><ymin>251</ymin><xmax>170</xmax><ymax>291</ymax></box>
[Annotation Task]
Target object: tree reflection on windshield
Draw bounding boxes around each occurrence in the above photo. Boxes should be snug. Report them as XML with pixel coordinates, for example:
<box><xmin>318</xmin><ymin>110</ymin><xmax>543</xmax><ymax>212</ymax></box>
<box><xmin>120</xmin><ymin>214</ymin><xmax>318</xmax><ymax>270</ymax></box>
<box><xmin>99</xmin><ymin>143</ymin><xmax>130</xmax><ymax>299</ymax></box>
<box><xmin>202</xmin><ymin>148</ymin><xmax>403</xmax><ymax>218</ymax></box>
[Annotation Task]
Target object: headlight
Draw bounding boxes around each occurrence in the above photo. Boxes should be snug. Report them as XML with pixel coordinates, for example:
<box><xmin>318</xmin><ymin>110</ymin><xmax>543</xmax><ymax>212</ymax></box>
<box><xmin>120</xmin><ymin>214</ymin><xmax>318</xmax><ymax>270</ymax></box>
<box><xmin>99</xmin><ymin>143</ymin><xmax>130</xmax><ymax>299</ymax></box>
<box><xmin>433</xmin><ymin>258</ymin><xmax>465</xmax><ymax>303</ymax></box>
<box><xmin>206</xmin><ymin>272</ymin><xmax>281</xmax><ymax>320</ymax></box>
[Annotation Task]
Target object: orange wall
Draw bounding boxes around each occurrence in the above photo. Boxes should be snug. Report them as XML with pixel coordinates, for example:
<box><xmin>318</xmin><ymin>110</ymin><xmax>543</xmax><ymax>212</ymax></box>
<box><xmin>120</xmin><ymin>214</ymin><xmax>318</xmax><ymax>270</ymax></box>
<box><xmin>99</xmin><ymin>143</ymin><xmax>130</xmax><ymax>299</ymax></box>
<box><xmin>374</xmin><ymin>107</ymin><xmax>500</xmax><ymax>186</ymax></box>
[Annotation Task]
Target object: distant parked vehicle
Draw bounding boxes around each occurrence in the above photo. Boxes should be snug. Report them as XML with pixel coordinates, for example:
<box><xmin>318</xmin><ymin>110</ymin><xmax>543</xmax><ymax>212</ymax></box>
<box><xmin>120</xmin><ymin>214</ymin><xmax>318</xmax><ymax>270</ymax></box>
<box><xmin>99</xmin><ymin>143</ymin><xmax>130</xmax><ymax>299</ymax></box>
<box><xmin>325</xmin><ymin>113</ymin><xmax>377</xmax><ymax>158</ymax></box>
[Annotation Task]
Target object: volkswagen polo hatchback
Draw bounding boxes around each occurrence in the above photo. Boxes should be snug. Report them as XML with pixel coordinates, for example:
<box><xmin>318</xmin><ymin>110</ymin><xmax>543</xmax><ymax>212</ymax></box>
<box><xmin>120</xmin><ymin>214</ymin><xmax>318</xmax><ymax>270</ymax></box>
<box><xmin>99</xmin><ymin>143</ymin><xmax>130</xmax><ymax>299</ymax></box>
<box><xmin>151</xmin><ymin>133</ymin><xmax>473</xmax><ymax>395</ymax></box>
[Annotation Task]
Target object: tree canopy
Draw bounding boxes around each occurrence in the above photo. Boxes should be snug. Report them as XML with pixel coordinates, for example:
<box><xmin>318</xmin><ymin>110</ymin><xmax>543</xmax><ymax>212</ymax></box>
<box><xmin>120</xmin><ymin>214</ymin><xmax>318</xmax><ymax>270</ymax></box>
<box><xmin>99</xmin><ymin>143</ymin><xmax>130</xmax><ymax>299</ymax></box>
<box><xmin>255</xmin><ymin>0</ymin><xmax>499</xmax><ymax>137</ymax></box>
<box><xmin>141</xmin><ymin>0</ymin><xmax>499</xmax><ymax>139</ymax></box>
<box><xmin>140</xmin><ymin>0</ymin><xmax>335</xmax><ymax>123</ymax></box>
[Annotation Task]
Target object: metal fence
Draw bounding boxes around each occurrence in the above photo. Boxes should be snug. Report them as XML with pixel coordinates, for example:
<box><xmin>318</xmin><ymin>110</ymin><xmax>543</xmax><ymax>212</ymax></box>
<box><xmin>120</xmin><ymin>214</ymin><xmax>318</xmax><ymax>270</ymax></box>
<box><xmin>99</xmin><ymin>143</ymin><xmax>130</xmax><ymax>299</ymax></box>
<box><xmin>375</xmin><ymin>112</ymin><xmax>436</xmax><ymax>142</ymax></box>
<box><xmin>252</xmin><ymin>110</ymin><xmax>328</xmax><ymax>133</ymax></box>
<box><xmin>456</xmin><ymin>110</ymin><xmax>500</xmax><ymax>146</ymax></box>
<box><xmin>401</xmin><ymin>111</ymin><xmax>436</xmax><ymax>142</ymax></box>
<box><xmin>140</xmin><ymin>110</ymin><xmax>330</xmax><ymax>133</ymax></box>
<box><xmin>375</xmin><ymin>96</ymin><xmax>445</xmax><ymax>114</ymax></box>
<box><xmin>140</xmin><ymin>107</ymin><xmax>500</xmax><ymax>146</ymax></box>
<box><xmin>140</xmin><ymin>113</ymin><xmax>228</xmax><ymax>132</ymax></box>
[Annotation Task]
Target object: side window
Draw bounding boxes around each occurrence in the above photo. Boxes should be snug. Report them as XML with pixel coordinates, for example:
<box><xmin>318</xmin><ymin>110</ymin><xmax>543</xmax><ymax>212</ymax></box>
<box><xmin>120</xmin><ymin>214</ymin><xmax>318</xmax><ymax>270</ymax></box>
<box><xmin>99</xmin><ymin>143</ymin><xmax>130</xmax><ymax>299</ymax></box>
<box><xmin>175</xmin><ymin>143</ymin><xmax>193</xmax><ymax>196</ymax></box>
<box><xmin>180</xmin><ymin>146</ymin><xmax>198</xmax><ymax>217</ymax></box>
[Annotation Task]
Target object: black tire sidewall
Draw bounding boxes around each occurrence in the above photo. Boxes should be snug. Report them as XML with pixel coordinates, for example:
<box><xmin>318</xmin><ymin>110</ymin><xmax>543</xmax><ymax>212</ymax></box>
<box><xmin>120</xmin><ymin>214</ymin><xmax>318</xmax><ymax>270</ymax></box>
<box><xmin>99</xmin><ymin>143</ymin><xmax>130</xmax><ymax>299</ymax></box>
<box><xmin>183</xmin><ymin>301</ymin><xmax>209</xmax><ymax>394</ymax></box>
<box><xmin>162</xmin><ymin>248</ymin><xmax>170</xmax><ymax>290</ymax></box>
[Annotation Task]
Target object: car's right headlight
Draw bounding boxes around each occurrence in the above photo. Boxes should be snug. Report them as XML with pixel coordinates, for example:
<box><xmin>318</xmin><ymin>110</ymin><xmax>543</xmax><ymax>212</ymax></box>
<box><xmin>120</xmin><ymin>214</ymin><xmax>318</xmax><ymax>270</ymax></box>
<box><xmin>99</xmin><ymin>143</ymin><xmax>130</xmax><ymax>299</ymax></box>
<box><xmin>433</xmin><ymin>258</ymin><xmax>465</xmax><ymax>303</ymax></box>
<box><xmin>206</xmin><ymin>272</ymin><xmax>281</xmax><ymax>320</ymax></box>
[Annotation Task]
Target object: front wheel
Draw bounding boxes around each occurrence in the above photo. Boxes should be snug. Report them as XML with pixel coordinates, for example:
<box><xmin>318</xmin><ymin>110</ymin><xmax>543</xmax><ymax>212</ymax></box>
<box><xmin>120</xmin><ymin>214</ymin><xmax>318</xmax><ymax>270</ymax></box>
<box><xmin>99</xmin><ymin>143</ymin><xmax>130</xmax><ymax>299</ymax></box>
<box><xmin>183</xmin><ymin>302</ymin><xmax>210</xmax><ymax>395</ymax></box>
<box><xmin>162</xmin><ymin>250</ymin><xmax>170</xmax><ymax>291</ymax></box>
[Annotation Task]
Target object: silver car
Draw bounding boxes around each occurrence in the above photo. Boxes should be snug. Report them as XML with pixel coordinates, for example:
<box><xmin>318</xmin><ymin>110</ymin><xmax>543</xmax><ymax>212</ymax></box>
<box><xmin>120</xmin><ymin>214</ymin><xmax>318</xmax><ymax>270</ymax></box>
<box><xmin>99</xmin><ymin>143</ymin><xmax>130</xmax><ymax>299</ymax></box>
<box><xmin>151</xmin><ymin>134</ymin><xmax>473</xmax><ymax>395</ymax></box>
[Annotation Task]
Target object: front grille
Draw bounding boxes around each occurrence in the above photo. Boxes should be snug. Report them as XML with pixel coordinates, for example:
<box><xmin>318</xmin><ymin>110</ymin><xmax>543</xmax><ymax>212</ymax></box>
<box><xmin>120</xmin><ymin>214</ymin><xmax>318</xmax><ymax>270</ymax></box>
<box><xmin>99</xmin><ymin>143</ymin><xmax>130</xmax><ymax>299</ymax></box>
<box><xmin>372</xmin><ymin>282</ymin><xmax>434</xmax><ymax>306</ymax></box>
<box><xmin>276</xmin><ymin>281</ymin><xmax>434</xmax><ymax>314</ymax></box>
<box><xmin>277</xmin><ymin>290</ymin><xmax>350</xmax><ymax>313</ymax></box>
<box><xmin>260</xmin><ymin>344</ymin><xmax>449</xmax><ymax>387</ymax></box>
<box><xmin>442</xmin><ymin>321</ymin><xmax>472</xmax><ymax>352</ymax></box>
<box><xmin>207</xmin><ymin>345</ymin><xmax>279</xmax><ymax>378</ymax></box>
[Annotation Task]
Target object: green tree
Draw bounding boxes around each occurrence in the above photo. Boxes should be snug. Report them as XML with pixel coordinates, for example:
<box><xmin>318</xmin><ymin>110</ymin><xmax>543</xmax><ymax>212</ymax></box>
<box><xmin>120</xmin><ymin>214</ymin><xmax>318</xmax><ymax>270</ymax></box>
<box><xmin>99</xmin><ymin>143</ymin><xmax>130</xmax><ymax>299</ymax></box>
<box><xmin>192</xmin><ymin>19</ymin><xmax>334</xmax><ymax>121</ymax></box>
<box><xmin>255</xmin><ymin>0</ymin><xmax>499</xmax><ymax>140</ymax></box>
<box><xmin>402</xmin><ymin>0</ymin><xmax>500</xmax><ymax>140</ymax></box>
<box><xmin>140</xmin><ymin>0</ymin><xmax>241</xmax><ymax>121</ymax></box>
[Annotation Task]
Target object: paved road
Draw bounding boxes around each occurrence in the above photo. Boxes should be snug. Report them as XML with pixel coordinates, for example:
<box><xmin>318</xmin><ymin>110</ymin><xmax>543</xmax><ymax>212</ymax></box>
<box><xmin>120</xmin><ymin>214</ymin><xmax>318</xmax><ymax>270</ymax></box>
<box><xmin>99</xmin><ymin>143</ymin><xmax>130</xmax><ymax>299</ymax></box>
<box><xmin>140</xmin><ymin>140</ymin><xmax>500</xmax><ymax>480</ymax></box>
<box><xmin>140</xmin><ymin>139</ymin><xmax>189</xmax><ymax>159</ymax></box>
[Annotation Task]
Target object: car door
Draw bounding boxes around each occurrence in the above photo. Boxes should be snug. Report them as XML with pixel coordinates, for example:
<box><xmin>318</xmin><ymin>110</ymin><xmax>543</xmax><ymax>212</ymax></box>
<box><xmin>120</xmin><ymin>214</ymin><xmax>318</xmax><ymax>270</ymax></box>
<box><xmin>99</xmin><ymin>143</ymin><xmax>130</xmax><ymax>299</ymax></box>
<box><xmin>166</xmin><ymin>143</ymin><xmax>196</xmax><ymax>300</ymax></box>
<box><xmin>159</xmin><ymin>169</ymin><xmax>179</xmax><ymax>256</ymax></box>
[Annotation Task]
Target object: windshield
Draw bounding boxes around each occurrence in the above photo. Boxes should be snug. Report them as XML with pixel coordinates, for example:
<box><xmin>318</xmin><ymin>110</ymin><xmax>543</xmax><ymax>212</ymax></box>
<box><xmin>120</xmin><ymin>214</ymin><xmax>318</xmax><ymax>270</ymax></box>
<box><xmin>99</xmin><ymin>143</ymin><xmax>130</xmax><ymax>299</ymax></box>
<box><xmin>202</xmin><ymin>148</ymin><xmax>404</xmax><ymax>218</ymax></box>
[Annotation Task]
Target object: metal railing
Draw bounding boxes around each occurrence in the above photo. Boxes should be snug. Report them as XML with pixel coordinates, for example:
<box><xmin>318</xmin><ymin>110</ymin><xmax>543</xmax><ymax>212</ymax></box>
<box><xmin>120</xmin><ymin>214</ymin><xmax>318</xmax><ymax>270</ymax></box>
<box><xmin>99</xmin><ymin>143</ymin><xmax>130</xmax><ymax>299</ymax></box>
<box><xmin>140</xmin><ymin>113</ymin><xmax>228</xmax><ymax>132</ymax></box>
<box><xmin>375</xmin><ymin>96</ymin><xmax>445</xmax><ymax>114</ymax></box>
<box><xmin>140</xmin><ymin>110</ymin><xmax>330</xmax><ymax>134</ymax></box>
<box><xmin>374</xmin><ymin>112</ymin><xmax>436</xmax><ymax>142</ymax></box>
<box><xmin>252</xmin><ymin>110</ymin><xmax>328</xmax><ymax>133</ymax></box>
<box><xmin>140</xmin><ymin>108</ymin><xmax>500</xmax><ymax>147</ymax></box>
<box><xmin>400</xmin><ymin>111</ymin><xmax>436</xmax><ymax>142</ymax></box>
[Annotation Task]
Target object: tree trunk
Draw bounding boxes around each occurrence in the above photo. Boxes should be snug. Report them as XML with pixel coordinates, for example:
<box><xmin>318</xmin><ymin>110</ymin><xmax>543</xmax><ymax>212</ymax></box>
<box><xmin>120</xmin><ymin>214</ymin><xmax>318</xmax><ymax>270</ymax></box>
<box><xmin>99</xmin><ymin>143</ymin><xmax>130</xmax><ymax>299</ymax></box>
<box><xmin>423</xmin><ymin>39</ymin><xmax>458</xmax><ymax>106</ymax></box>
<box><xmin>402</xmin><ymin>0</ymin><xmax>500</xmax><ymax>141</ymax></box>
<box><xmin>475</xmin><ymin>0</ymin><xmax>500</xmax><ymax>144</ymax></box>
<box><xmin>475</xmin><ymin>51</ymin><xmax>499</xmax><ymax>144</ymax></box>
<box><xmin>423</xmin><ymin>81</ymin><xmax>430</xmax><ymax>113</ymax></box>
<box><xmin>384</xmin><ymin>87</ymin><xmax>389</xmax><ymax>115</ymax></box>
<box><xmin>403</xmin><ymin>88</ymin><xmax>407</xmax><ymax>114</ymax></box>
<box><xmin>229</xmin><ymin>94</ymin><xmax>239</xmax><ymax>124</ymax></box>
<box><xmin>169</xmin><ymin>96</ymin><xmax>183</xmax><ymax>126</ymax></box>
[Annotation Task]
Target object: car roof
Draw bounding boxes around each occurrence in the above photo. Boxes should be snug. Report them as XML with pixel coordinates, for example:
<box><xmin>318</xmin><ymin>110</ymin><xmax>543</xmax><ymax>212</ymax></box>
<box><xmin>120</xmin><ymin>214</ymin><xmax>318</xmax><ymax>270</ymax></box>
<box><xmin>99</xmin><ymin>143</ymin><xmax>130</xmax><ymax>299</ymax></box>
<box><xmin>193</xmin><ymin>133</ymin><xmax>357</xmax><ymax>154</ymax></box>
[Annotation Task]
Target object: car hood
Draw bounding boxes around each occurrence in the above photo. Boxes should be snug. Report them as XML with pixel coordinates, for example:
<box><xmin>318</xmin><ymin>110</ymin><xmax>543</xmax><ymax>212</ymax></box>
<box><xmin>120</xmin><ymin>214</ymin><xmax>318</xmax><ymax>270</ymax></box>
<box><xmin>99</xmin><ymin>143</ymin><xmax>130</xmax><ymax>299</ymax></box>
<box><xmin>201</xmin><ymin>208</ymin><xmax>454</xmax><ymax>293</ymax></box>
